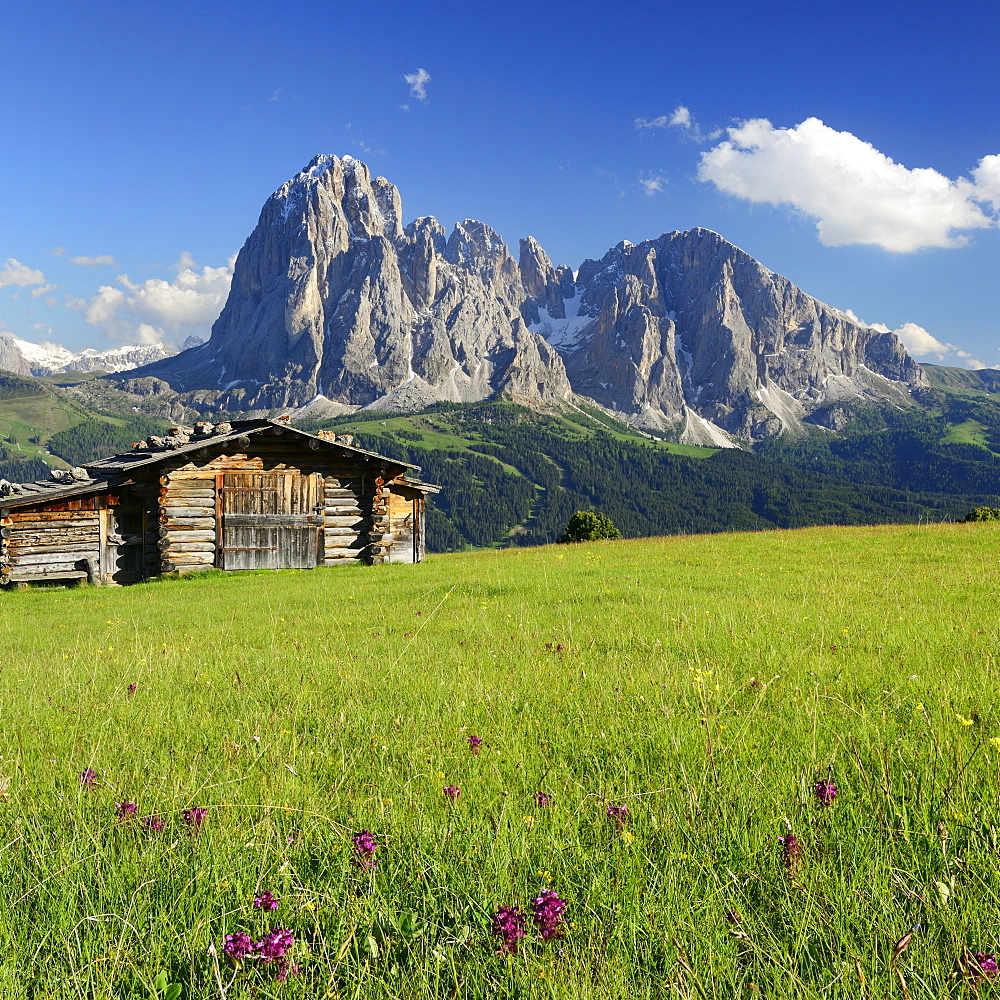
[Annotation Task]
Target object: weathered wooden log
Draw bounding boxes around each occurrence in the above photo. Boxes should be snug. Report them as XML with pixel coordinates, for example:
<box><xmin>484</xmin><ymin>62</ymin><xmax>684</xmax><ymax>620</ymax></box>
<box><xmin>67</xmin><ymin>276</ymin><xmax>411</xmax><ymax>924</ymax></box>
<box><xmin>323</xmin><ymin>516</ymin><xmax>368</xmax><ymax>528</ymax></box>
<box><xmin>323</xmin><ymin>544</ymin><xmax>368</xmax><ymax>556</ymax></box>
<box><xmin>156</xmin><ymin>529</ymin><xmax>216</xmax><ymax>543</ymax></box>
<box><xmin>160</xmin><ymin>489</ymin><xmax>215</xmax><ymax>501</ymax></box>
<box><xmin>157</xmin><ymin>506</ymin><xmax>215</xmax><ymax>518</ymax></box>
<box><xmin>161</xmin><ymin>553</ymin><xmax>215</xmax><ymax>569</ymax></box>
<box><xmin>323</xmin><ymin>527</ymin><xmax>362</xmax><ymax>537</ymax></box>
<box><xmin>6</xmin><ymin>542</ymin><xmax>101</xmax><ymax>558</ymax></box>
<box><xmin>324</xmin><ymin>505</ymin><xmax>364</xmax><ymax>515</ymax></box>
<box><xmin>8</xmin><ymin>569</ymin><xmax>89</xmax><ymax>582</ymax></box>
<box><xmin>160</xmin><ymin>541</ymin><xmax>217</xmax><ymax>554</ymax></box>
<box><xmin>8</xmin><ymin>558</ymin><xmax>91</xmax><ymax>573</ymax></box>
<box><xmin>158</xmin><ymin>517</ymin><xmax>215</xmax><ymax>530</ymax></box>
<box><xmin>161</xmin><ymin>476</ymin><xmax>215</xmax><ymax>487</ymax></box>
<box><xmin>8</xmin><ymin>511</ymin><xmax>100</xmax><ymax>523</ymax></box>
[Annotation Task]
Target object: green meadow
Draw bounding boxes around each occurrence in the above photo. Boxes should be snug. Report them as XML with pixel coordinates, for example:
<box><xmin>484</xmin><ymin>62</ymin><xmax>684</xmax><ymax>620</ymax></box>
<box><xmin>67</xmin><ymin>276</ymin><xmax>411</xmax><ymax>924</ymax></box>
<box><xmin>1</xmin><ymin>522</ymin><xmax>999</xmax><ymax>998</ymax></box>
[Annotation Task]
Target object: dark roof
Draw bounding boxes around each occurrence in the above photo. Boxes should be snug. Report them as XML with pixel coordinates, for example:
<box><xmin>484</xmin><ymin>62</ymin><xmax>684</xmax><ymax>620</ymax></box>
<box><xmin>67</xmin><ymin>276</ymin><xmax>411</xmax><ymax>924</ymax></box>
<box><xmin>0</xmin><ymin>477</ymin><xmax>112</xmax><ymax>510</ymax></box>
<box><xmin>1</xmin><ymin>419</ymin><xmax>432</xmax><ymax>511</ymax></box>
<box><xmin>83</xmin><ymin>418</ymin><xmax>420</xmax><ymax>474</ymax></box>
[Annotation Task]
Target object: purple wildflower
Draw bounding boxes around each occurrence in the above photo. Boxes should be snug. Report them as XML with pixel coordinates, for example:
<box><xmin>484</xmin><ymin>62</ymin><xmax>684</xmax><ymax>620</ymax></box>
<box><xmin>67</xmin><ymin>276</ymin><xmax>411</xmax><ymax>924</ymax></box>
<box><xmin>254</xmin><ymin>890</ymin><xmax>280</xmax><ymax>911</ymax></box>
<box><xmin>78</xmin><ymin>768</ymin><xmax>98</xmax><ymax>788</ymax></box>
<box><xmin>492</xmin><ymin>905</ymin><xmax>527</xmax><ymax>954</ymax></box>
<box><xmin>223</xmin><ymin>931</ymin><xmax>256</xmax><ymax>959</ymax></box>
<box><xmin>535</xmin><ymin>791</ymin><xmax>552</xmax><ymax>808</ymax></box>
<box><xmin>814</xmin><ymin>780</ymin><xmax>838</xmax><ymax>807</ymax></box>
<box><xmin>443</xmin><ymin>785</ymin><xmax>461</xmax><ymax>801</ymax></box>
<box><xmin>607</xmin><ymin>802</ymin><xmax>628</xmax><ymax>829</ymax></box>
<box><xmin>778</xmin><ymin>832</ymin><xmax>802</xmax><ymax>870</ymax></box>
<box><xmin>115</xmin><ymin>800</ymin><xmax>137</xmax><ymax>819</ymax></box>
<box><xmin>142</xmin><ymin>814</ymin><xmax>165</xmax><ymax>832</ymax></box>
<box><xmin>257</xmin><ymin>927</ymin><xmax>295</xmax><ymax>963</ymax></box>
<box><xmin>973</xmin><ymin>953</ymin><xmax>999</xmax><ymax>980</ymax></box>
<box><xmin>467</xmin><ymin>735</ymin><xmax>483</xmax><ymax>754</ymax></box>
<box><xmin>127</xmin><ymin>683</ymin><xmax>137</xmax><ymax>694</ymax></box>
<box><xmin>532</xmin><ymin>889</ymin><xmax>567</xmax><ymax>941</ymax></box>
<box><xmin>183</xmin><ymin>806</ymin><xmax>208</xmax><ymax>831</ymax></box>
<box><xmin>351</xmin><ymin>829</ymin><xmax>378</xmax><ymax>869</ymax></box>
<box><xmin>276</xmin><ymin>960</ymin><xmax>301</xmax><ymax>981</ymax></box>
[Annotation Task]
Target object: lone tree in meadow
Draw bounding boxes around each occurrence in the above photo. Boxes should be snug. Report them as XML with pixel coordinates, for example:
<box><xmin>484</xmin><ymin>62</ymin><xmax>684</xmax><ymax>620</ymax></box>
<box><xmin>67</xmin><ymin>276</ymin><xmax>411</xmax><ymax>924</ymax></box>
<box><xmin>558</xmin><ymin>510</ymin><xmax>622</xmax><ymax>543</ymax></box>
<box><xmin>964</xmin><ymin>506</ymin><xmax>1000</xmax><ymax>522</ymax></box>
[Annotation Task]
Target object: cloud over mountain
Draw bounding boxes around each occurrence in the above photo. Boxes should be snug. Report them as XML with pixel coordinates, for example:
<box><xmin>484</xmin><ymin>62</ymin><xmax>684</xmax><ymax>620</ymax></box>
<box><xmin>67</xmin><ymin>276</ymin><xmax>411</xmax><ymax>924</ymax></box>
<box><xmin>77</xmin><ymin>255</ymin><xmax>233</xmax><ymax>346</ymax></box>
<box><xmin>698</xmin><ymin>117</ymin><xmax>1000</xmax><ymax>252</ymax></box>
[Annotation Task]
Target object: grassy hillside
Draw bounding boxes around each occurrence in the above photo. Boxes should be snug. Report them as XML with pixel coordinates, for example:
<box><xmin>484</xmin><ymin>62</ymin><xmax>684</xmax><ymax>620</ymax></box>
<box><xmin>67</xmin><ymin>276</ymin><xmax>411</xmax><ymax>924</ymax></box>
<box><xmin>305</xmin><ymin>402</ymin><xmax>994</xmax><ymax>551</ymax></box>
<box><xmin>0</xmin><ymin>370</ymin><xmax>167</xmax><ymax>475</ymax></box>
<box><xmin>758</xmin><ymin>390</ymin><xmax>1000</xmax><ymax>497</ymax></box>
<box><xmin>922</xmin><ymin>364</ymin><xmax>1000</xmax><ymax>397</ymax></box>
<box><xmin>0</xmin><ymin>524</ymin><xmax>999</xmax><ymax>997</ymax></box>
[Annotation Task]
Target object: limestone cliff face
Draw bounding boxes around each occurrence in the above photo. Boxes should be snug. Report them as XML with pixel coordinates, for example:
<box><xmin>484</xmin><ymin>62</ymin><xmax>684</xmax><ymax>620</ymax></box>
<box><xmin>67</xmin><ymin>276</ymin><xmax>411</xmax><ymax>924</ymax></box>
<box><xmin>524</xmin><ymin>228</ymin><xmax>925</xmax><ymax>442</ymax></box>
<box><xmin>0</xmin><ymin>336</ymin><xmax>31</xmax><ymax>378</ymax></box>
<box><xmin>130</xmin><ymin>156</ymin><xmax>925</xmax><ymax>441</ymax></box>
<box><xmin>139</xmin><ymin>155</ymin><xmax>571</xmax><ymax>410</ymax></box>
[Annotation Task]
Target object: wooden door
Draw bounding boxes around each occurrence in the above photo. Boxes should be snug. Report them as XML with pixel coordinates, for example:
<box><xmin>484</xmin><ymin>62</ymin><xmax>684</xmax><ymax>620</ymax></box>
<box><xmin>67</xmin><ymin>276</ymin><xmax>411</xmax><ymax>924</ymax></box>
<box><xmin>103</xmin><ymin>505</ymin><xmax>146</xmax><ymax>584</ymax></box>
<box><xmin>219</xmin><ymin>472</ymin><xmax>322</xmax><ymax>571</ymax></box>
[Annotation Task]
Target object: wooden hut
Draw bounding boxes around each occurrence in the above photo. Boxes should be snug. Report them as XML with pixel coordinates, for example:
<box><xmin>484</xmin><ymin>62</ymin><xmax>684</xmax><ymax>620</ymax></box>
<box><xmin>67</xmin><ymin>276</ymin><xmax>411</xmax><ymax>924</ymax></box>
<box><xmin>0</xmin><ymin>418</ymin><xmax>439</xmax><ymax>587</ymax></box>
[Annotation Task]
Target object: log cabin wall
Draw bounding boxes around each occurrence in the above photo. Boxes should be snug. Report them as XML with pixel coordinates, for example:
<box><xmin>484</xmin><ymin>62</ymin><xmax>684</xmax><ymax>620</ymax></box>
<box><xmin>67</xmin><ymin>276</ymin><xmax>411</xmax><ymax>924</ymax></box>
<box><xmin>1</xmin><ymin>420</ymin><xmax>438</xmax><ymax>587</ymax></box>
<box><xmin>153</xmin><ymin>428</ymin><xmax>402</xmax><ymax>573</ymax></box>
<box><xmin>386</xmin><ymin>487</ymin><xmax>423</xmax><ymax>564</ymax></box>
<box><xmin>0</xmin><ymin>499</ymin><xmax>103</xmax><ymax>586</ymax></box>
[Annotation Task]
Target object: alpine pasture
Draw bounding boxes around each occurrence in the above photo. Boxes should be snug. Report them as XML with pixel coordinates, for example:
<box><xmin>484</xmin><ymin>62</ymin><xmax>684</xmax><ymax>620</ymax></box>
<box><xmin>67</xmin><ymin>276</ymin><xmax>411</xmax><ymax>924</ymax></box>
<box><xmin>1</xmin><ymin>522</ymin><xmax>998</xmax><ymax>998</ymax></box>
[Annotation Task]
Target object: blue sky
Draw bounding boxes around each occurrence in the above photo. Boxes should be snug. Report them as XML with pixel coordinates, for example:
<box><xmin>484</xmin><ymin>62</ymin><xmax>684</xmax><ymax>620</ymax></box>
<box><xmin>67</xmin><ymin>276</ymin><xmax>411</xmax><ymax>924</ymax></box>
<box><xmin>1</xmin><ymin>0</ymin><xmax>997</xmax><ymax>367</ymax></box>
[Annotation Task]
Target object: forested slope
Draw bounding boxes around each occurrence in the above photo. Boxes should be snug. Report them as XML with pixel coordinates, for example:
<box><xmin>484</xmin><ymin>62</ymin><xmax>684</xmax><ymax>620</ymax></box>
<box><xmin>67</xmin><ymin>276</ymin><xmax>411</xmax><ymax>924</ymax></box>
<box><xmin>314</xmin><ymin>402</ymin><xmax>992</xmax><ymax>551</ymax></box>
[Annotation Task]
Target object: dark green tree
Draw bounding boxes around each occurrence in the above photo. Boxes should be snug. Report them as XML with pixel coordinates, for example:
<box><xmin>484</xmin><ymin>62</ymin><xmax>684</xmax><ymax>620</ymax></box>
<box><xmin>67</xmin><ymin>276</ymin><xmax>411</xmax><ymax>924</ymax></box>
<box><xmin>559</xmin><ymin>510</ymin><xmax>622</xmax><ymax>543</ymax></box>
<box><xmin>964</xmin><ymin>506</ymin><xmax>1000</xmax><ymax>521</ymax></box>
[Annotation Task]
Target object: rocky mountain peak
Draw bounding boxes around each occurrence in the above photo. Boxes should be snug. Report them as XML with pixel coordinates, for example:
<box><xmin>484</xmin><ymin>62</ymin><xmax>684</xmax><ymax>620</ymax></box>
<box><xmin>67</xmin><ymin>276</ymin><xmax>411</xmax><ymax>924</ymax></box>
<box><xmin>121</xmin><ymin>155</ymin><xmax>926</xmax><ymax>441</ymax></box>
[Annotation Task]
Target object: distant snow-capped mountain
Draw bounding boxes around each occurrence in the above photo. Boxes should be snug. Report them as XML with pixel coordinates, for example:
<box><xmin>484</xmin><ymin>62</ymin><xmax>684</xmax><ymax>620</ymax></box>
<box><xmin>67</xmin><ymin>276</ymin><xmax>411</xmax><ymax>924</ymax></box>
<box><xmin>7</xmin><ymin>338</ymin><xmax>184</xmax><ymax>376</ymax></box>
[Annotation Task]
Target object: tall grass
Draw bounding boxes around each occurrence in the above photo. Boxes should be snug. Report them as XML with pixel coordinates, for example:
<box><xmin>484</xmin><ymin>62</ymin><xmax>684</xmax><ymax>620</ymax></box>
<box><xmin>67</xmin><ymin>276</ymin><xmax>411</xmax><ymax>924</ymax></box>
<box><xmin>0</xmin><ymin>522</ymin><xmax>998</xmax><ymax>998</ymax></box>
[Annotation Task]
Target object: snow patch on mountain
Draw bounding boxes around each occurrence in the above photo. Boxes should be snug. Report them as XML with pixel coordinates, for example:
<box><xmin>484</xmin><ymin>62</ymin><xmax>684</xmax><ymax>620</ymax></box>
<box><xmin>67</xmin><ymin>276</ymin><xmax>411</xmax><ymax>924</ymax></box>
<box><xmin>11</xmin><ymin>338</ymin><xmax>173</xmax><ymax>376</ymax></box>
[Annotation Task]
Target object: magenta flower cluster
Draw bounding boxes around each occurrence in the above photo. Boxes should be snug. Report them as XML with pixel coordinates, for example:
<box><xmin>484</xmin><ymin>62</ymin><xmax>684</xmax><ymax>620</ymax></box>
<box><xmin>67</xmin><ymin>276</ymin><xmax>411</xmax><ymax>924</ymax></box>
<box><xmin>115</xmin><ymin>800</ymin><xmax>137</xmax><ymax>819</ymax></box>
<box><xmin>223</xmin><ymin>927</ymin><xmax>298</xmax><ymax>980</ymax></box>
<box><xmin>78</xmin><ymin>768</ymin><xmax>98</xmax><ymax>788</ymax></box>
<box><xmin>491</xmin><ymin>905</ymin><xmax>527</xmax><ymax>953</ymax></box>
<box><xmin>532</xmin><ymin>889</ymin><xmax>567</xmax><ymax>940</ymax></box>
<box><xmin>814</xmin><ymin>780</ymin><xmax>838</xmax><ymax>806</ymax></box>
<box><xmin>973</xmin><ymin>953</ymin><xmax>998</xmax><ymax>980</ymax></box>
<box><xmin>467</xmin><ymin>735</ymin><xmax>483</xmax><ymax>753</ymax></box>
<box><xmin>183</xmin><ymin>806</ymin><xmax>208</xmax><ymax>830</ymax></box>
<box><xmin>535</xmin><ymin>791</ymin><xmax>552</xmax><ymax>808</ymax></box>
<box><xmin>352</xmin><ymin>830</ymin><xmax>378</xmax><ymax>869</ymax></box>
<box><xmin>254</xmin><ymin>890</ymin><xmax>280</xmax><ymax>911</ymax></box>
<box><xmin>443</xmin><ymin>785</ymin><xmax>461</xmax><ymax>801</ymax></box>
<box><xmin>607</xmin><ymin>802</ymin><xmax>629</xmax><ymax>829</ymax></box>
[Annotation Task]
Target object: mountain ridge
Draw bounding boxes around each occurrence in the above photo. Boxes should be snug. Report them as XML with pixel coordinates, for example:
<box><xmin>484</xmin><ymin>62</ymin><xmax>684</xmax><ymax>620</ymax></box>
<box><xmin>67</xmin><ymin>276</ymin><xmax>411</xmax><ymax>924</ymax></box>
<box><xmin>118</xmin><ymin>154</ymin><xmax>925</xmax><ymax>443</ymax></box>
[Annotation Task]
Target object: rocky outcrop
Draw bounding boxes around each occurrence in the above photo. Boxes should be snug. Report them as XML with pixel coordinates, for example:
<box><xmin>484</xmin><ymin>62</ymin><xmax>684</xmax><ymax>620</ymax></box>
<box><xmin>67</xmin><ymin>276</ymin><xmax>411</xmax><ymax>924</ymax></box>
<box><xmin>0</xmin><ymin>335</ymin><xmax>31</xmax><ymax>377</ymax></box>
<box><xmin>123</xmin><ymin>156</ymin><xmax>925</xmax><ymax>442</ymax></box>
<box><xmin>524</xmin><ymin>228</ymin><xmax>925</xmax><ymax>442</ymax></box>
<box><xmin>132</xmin><ymin>155</ymin><xmax>571</xmax><ymax>411</ymax></box>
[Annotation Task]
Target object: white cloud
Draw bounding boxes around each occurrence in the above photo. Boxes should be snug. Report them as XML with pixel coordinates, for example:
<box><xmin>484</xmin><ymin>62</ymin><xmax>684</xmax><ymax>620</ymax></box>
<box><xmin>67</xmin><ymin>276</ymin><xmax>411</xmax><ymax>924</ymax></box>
<box><xmin>635</xmin><ymin>114</ymin><xmax>670</xmax><ymax>130</ymax></box>
<box><xmin>698</xmin><ymin>117</ymin><xmax>1000</xmax><ymax>252</ymax></box>
<box><xmin>76</xmin><ymin>254</ymin><xmax>235</xmax><ymax>346</ymax></box>
<box><xmin>404</xmin><ymin>68</ymin><xmax>430</xmax><ymax>102</ymax></box>
<box><xmin>71</xmin><ymin>254</ymin><xmax>116</xmax><ymax>266</ymax></box>
<box><xmin>639</xmin><ymin>173</ymin><xmax>667</xmax><ymax>196</ymax></box>
<box><xmin>30</xmin><ymin>283</ymin><xmax>59</xmax><ymax>298</ymax></box>
<box><xmin>269</xmin><ymin>87</ymin><xmax>282</xmax><ymax>102</ymax></box>
<box><xmin>635</xmin><ymin>105</ymin><xmax>721</xmax><ymax>141</ymax></box>
<box><xmin>0</xmin><ymin>258</ymin><xmax>46</xmax><ymax>289</ymax></box>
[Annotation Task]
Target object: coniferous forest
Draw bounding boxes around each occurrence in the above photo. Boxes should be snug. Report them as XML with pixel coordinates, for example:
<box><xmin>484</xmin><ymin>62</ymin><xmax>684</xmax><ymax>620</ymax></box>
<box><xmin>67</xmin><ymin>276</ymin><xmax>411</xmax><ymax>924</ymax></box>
<box><xmin>322</xmin><ymin>401</ymin><xmax>999</xmax><ymax>552</ymax></box>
